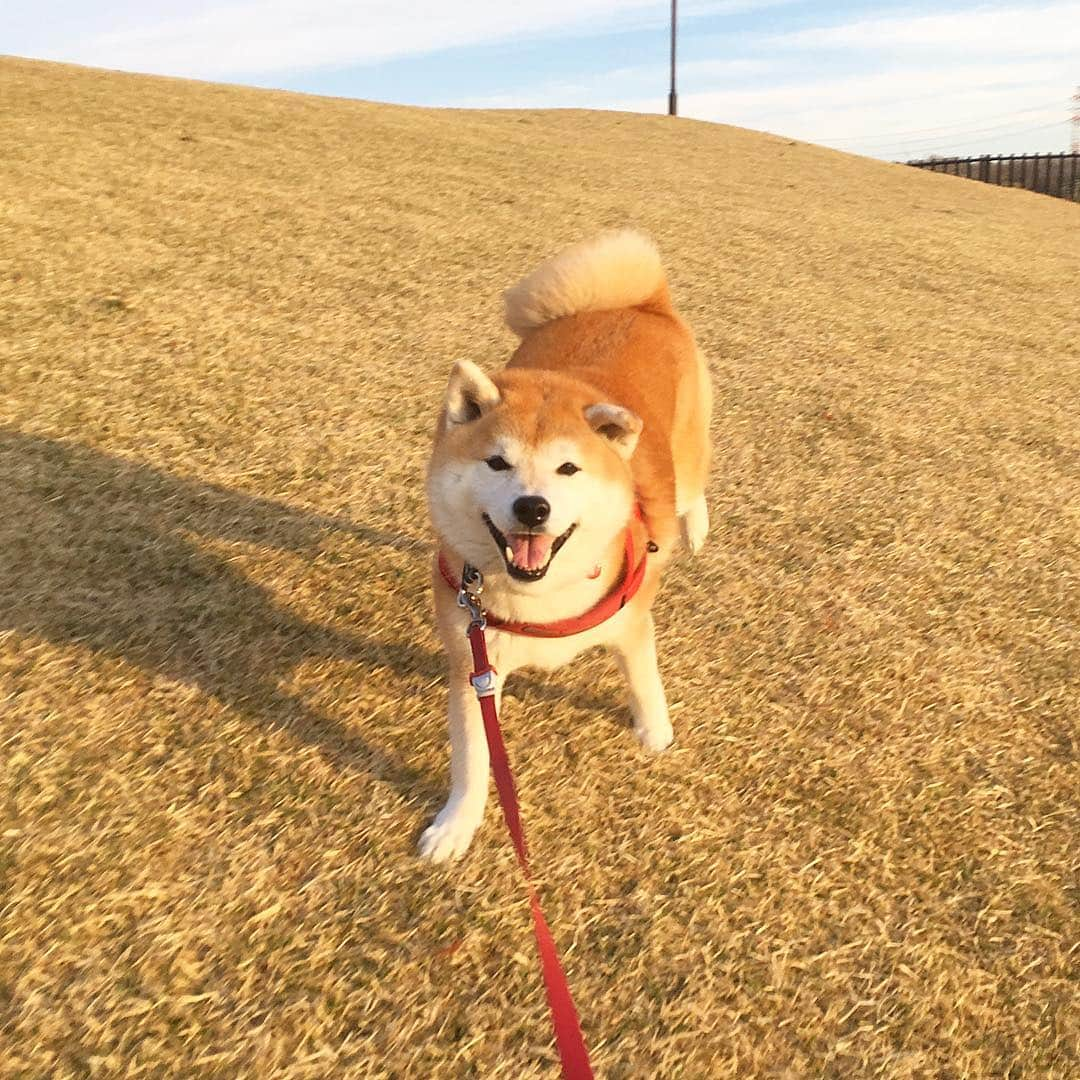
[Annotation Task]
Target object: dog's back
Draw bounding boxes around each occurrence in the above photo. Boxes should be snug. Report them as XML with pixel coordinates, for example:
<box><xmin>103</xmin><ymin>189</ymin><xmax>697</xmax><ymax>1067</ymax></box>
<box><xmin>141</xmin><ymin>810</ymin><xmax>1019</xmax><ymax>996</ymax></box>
<box><xmin>503</xmin><ymin>230</ymin><xmax>711</xmax><ymax>551</ymax></box>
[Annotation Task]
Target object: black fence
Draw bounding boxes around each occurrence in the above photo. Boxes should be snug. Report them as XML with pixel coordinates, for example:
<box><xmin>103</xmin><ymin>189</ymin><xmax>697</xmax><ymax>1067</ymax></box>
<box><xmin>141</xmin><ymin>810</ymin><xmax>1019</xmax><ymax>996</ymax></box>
<box><xmin>905</xmin><ymin>152</ymin><xmax>1080</xmax><ymax>202</ymax></box>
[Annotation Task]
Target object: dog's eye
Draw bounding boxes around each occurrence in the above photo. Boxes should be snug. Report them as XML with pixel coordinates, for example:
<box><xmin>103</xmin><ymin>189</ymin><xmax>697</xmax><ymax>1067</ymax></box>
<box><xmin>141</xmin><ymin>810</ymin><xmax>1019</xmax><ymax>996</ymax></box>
<box><xmin>557</xmin><ymin>462</ymin><xmax>580</xmax><ymax>476</ymax></box>
<box><xmin>485</xmin><ymin>455</ymin><xmax>512</xmax><ymax>471</ymax></box>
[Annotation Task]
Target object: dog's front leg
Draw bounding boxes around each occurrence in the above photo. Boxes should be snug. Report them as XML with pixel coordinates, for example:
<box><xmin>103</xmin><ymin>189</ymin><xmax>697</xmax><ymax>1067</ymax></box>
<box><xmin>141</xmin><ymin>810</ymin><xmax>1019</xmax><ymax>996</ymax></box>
<box><xmin>612</xmin><ymin>613</ymin><xmax>674</xmax><ymax>753</ymax></box>
<box><xmin>418</xmin><ymin>665</ymin><xmax>499</xmax><ymax>862</ymax></box>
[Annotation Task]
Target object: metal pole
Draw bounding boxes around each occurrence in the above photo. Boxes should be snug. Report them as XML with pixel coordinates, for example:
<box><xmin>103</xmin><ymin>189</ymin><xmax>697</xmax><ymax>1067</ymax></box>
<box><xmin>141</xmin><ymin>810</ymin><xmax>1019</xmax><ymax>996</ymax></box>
<box><xmin>668</xmin><ymin>0</ymin><xmax>678</xmax><ymax>116</ymax></box>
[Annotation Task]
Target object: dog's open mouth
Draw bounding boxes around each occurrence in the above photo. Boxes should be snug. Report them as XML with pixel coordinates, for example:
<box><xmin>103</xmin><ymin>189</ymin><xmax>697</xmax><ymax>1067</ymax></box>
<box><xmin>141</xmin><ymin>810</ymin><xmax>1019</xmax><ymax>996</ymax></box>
<box><xmin>482</xmin><ymin>514</ymin><xmax>577</xmax><ymax>582</ymax></box>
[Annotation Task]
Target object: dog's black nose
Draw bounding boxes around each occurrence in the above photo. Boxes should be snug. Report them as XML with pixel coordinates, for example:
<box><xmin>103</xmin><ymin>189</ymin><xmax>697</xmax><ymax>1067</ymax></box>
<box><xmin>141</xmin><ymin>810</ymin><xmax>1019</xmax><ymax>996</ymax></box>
<box><xmin>513</xmin><ymin>495</ymin><xmax>550</xmax><ymax>528</ymax></box>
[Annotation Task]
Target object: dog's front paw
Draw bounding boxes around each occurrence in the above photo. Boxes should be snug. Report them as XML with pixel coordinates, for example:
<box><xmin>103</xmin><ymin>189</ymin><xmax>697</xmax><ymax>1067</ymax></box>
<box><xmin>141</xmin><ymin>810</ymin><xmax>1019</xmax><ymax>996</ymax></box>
<box><xmin>635</xmin><ymin>717</ymin><xmax>674</xmax><ymax>754</ymax></box>
<box><xmin>418</xmin><ymin>807</ymin><xmax>481</xmax><ymax>863</ymax></box>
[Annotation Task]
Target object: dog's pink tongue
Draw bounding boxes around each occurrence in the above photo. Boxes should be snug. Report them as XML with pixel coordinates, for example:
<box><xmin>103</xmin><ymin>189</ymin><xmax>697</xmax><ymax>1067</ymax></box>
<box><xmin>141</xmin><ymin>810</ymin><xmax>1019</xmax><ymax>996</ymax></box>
<box><xmin>509</xmin><ymin>533</ymin><xmax>554</xmax><ymax>571</ymax></box>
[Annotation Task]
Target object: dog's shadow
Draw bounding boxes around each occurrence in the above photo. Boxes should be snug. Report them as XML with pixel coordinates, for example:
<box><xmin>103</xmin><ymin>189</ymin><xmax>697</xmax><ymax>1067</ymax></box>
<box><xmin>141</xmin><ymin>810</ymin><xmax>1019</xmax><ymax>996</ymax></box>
<box><xmin>2</xmin><ymin>429</ymin><xmax>621</xmax><ymax>814</ymax></box>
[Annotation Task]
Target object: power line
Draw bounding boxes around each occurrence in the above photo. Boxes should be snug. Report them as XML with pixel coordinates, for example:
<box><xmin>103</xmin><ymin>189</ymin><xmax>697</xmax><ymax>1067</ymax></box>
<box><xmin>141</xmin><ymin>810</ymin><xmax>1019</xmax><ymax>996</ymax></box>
<box><xmin>1072</xmin><ymin>86</ymin><xmax>1080</xmax><ymax>153</ymax></box>
<box><xmin>859</xmin><ymin>116</ymin><xmax>1069</xmax><ymax>155</ymax></box>
<box><xmin>820</xmin><ymin>99</ymin><xmax>1066</xmax><ymax>145</ymax></box>
<box><xmin>885</xmin><ymin>120</ymin><xmax>1070</xmax><ymax>159</ymax></box>
<box><xmin>881</xmin><ymin>118</ymin><xmax>1069</xmax><ymax>153</ymax></box>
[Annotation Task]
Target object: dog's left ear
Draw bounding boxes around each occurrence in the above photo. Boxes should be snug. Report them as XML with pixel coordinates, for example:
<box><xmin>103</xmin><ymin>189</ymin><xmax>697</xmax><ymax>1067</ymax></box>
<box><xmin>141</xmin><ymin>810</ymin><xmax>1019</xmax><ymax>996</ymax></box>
<box><xmin>585</xmin><ymin>403</ymin><xmax>642</xmax><ymax>460</ymax></box>
<box><xmin>443</xmin><ymin>360</ymin><xmax>502</xmax><ymax>425</ymax></box>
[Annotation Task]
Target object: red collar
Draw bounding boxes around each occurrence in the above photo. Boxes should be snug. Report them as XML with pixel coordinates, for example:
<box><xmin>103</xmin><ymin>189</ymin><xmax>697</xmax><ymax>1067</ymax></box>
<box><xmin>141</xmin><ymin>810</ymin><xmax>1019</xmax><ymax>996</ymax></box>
<box><xmin>437</xmin><ymin>509</ymin><xmax>651</xmax><ymax>638</ymax></box>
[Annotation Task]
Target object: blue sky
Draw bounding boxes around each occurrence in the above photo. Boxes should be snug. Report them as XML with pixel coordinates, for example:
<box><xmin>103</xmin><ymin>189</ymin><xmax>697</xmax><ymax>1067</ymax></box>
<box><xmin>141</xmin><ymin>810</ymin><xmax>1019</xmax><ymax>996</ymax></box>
<box><xmin>6</xmin><ymin>1</ymin><xmax>1078</xmax><ymax>159</ymax></box>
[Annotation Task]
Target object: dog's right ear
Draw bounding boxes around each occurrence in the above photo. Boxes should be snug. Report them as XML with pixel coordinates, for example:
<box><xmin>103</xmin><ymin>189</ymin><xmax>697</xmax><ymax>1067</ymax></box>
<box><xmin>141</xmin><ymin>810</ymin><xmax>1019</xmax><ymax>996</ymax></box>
<box><xmin>585</xmin><ymin>402</ymin><xmax>642</xmax><ymax>460</ymax></box>
<box><xmin>443</xmin><ymin>360</ymin><xmax>502</xmax><ymax>425</ymax></box>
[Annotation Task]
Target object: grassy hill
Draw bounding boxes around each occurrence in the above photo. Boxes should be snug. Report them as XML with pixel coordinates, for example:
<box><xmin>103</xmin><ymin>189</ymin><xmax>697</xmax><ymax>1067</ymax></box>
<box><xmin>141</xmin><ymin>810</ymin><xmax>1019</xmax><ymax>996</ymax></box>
<box><xmin>2</xmin><ymin>56</ymin><xmax>1078</xmax><ymax>1077</ymax></box>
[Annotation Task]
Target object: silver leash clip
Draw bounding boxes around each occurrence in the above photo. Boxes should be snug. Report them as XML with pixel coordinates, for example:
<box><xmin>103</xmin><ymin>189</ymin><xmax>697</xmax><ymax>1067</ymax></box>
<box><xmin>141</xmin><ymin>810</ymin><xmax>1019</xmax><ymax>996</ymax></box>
<box><xmin>456</xmin><ymin>563</ymin><xmax>487</xmax><ymax>632</ymax></box>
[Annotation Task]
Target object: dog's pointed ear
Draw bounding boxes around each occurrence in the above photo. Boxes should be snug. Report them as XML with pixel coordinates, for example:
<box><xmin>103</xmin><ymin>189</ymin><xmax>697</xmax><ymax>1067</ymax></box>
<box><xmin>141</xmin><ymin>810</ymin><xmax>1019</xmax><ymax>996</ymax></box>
<box><xmin>443</xmin><ymin>360</ymin><xmax>501</xmax><ymax>425</ymax></box>
<box><xmin>585</xmin><ymin>403</ymin><xmax>642</xmax><ymax>460</ymax></box>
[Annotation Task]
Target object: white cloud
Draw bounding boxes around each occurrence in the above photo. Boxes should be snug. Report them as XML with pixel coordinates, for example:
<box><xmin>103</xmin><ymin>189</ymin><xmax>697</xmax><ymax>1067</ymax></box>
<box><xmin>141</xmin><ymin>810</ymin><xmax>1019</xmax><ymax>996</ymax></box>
<box><xmin>654</xmin><ymin>83</ymin><xmax>1071</xmax><ymax>160</ymax></box>
<box><xmin>24</xmin><ymin>0</ymin><xmax>790</xmax><ymax>79</ymax></box>
<box><xmin>773</xmin><ymin>1</ymin><xmax>1080</xmax><ymax>54</ymax></box>
<box><xmin>669</xmin><ymin>69</ymin><xmax>1072</xmax><ymax>155</ymax></box>
<box><xmin>31</xmin><ymin>1</ymin><xmax>621</xmax><ymax>77</ymax></box>
<box><xmin>677</xmin><ymin>3</ymin><xmax>1080</xmax><ymax>155</ymax></box>
<box><xmin>450</xmin><ymin>57</ymin><xmax>779</xmax><ymax>112</ymax></box>
<box><xmin>653</xmin><ymin>61</ymin><xmax>1067</xmax><ymax>119</ymax></box>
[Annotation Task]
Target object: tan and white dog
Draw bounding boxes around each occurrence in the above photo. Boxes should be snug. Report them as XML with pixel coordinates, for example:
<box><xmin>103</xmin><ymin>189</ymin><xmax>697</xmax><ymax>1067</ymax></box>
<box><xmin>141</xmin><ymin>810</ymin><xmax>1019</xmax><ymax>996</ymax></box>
<box><xmin>420</xmin><ymin>230</ymin><xmax>711</xmax><ymax>861</ymax></box>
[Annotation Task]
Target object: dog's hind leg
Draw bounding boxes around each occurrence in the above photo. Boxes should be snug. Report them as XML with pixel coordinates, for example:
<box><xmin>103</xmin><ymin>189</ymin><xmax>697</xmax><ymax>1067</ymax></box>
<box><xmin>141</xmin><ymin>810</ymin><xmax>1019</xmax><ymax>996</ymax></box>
<box><xmin>674</xmin><ymin>348</ymin><xmax>712</xmax><ymax>555</ymax></box>
<box><xmin>418</xmin><ymin>669</ymin><xmax>500</xmax><ymax>862</ymax></box>
<box><xmin>679</xmin><ymin>494</ymin><xmax>709</xmax><ymax>555</ymax></box>
<box><xmin>612</xmin><ymin>614</ymin><xmax>673</xmax><ymax>753</ymax></box>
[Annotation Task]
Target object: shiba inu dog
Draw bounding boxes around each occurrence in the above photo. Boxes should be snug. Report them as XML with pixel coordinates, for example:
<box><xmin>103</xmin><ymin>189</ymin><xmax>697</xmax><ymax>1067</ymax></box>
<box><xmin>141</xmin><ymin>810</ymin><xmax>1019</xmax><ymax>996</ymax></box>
<box><xmin>420</xmin><ymin>230</ymin><xmax>711</xmax><ymax>861</ymax></box>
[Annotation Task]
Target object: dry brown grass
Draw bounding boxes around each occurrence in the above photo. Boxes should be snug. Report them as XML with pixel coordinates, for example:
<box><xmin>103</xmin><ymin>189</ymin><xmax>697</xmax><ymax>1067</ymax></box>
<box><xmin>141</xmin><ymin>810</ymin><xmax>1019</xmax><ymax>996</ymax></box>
<box><xmin>2</xmin><ymin>56</ymin><xmax>1078</xmax><ymax>1078</ymax></box>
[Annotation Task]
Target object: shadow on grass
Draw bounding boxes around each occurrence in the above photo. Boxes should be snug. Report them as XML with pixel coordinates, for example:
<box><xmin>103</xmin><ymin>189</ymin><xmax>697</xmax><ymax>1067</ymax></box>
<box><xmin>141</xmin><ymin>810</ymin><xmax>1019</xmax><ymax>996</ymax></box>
<box><xmin>1</xmin><ymin>429</ymin><xmax>621</xmax><ymax>814</ymax></box>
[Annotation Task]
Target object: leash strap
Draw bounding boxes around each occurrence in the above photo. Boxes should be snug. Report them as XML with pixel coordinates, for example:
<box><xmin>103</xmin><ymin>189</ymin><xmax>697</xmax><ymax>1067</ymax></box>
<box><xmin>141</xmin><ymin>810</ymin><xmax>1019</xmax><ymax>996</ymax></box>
<box><xmin>461</xmin><ymin>591</ymin><xmax>595</xmax><ymax>1080</ymax></box>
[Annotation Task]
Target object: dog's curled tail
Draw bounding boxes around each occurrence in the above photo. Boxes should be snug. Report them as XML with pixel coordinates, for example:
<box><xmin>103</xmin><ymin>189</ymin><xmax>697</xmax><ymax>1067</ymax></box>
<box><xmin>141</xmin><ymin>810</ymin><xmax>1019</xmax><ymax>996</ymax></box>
<box><xmin>503</xmin><ymin>229</ymin><xmax>671</xmax><ymax>338</ymax></box>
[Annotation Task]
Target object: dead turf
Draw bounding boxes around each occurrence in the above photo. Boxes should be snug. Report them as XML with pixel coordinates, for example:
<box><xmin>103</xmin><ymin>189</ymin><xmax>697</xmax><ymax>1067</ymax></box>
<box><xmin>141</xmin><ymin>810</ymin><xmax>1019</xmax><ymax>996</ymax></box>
<box><xmin>1</xmin><ymin>56</ymin><xmax>1078</xmax><ymax>1079</ymax></box>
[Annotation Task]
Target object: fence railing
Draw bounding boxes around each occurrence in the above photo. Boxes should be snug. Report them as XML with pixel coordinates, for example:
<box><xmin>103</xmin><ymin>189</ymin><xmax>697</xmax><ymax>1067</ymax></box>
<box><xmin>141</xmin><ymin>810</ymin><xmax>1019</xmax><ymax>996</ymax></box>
<box><xmin>905</xmin><ymin>152</ymin><xmax>1080</xmax><ymax>202</ymax></box>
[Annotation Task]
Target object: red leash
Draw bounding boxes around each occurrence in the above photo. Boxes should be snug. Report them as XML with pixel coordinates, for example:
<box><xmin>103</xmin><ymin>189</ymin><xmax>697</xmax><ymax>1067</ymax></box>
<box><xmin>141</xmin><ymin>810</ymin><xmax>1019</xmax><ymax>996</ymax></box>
<box><xmin>457</xmin><ymin>568</ymin><xmax>595</xmax><ymax>1080</ymax></box>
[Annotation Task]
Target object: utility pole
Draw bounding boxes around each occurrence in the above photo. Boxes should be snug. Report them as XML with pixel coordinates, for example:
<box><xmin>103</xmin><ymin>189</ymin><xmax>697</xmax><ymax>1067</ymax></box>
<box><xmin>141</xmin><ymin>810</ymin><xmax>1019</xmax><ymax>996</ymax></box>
<box><xmin>665</xmin><ymin>0</ymin><xmax>673</xmax><ymax>116</ymax></box>
<box><xmin>1071</xmin><ymin>86</ymin><xmax>1080</xmax><ymax>153</ymax></box>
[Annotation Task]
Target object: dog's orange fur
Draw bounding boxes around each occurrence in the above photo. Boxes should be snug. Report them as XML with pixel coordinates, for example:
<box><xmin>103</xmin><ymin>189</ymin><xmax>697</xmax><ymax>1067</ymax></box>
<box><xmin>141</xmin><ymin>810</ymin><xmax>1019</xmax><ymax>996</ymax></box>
<box><xmin>507</xmin><ymin>280</ymin><xmax>707</xmax><ymax>554</ymax></box>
